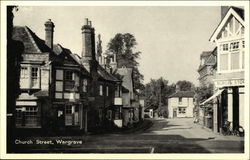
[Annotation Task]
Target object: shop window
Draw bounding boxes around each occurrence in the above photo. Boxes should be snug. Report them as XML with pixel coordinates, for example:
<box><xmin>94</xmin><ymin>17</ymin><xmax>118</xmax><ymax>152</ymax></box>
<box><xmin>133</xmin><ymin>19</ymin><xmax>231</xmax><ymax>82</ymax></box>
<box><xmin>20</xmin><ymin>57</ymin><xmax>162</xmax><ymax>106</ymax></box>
<box><xmin>65</xmin><ymin>105</ymin><xmax>79</xmax><ymax>126</ymax></box>
<box><xmin>15</xmin><ymin>106</ymin><xmax>40</xmax><ymax>127</ymax></box>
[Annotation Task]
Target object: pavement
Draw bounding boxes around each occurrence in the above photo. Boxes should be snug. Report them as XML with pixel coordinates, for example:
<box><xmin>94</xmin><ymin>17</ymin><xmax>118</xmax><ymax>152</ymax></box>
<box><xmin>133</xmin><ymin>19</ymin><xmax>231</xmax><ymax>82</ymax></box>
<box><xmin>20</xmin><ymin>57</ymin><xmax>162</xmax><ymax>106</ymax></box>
<box><xmin>10</xmin><ymin>118</ymin><xmax>244</xmax><ymax>153</ymax></box>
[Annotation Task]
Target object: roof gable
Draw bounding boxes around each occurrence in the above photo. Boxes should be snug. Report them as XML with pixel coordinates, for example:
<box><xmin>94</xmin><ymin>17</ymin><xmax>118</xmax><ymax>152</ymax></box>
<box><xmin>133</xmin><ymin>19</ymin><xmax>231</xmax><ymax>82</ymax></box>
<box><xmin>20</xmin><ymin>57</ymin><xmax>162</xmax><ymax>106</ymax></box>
<box><xmin>13</xmin><ymin>26</ymin><xmax>53</xmax><ymax>54</ymax></box>
<box><xmin>210</xmin><ymin>7</ymin><xmax>244</xmax><ymax>42</ymax></box>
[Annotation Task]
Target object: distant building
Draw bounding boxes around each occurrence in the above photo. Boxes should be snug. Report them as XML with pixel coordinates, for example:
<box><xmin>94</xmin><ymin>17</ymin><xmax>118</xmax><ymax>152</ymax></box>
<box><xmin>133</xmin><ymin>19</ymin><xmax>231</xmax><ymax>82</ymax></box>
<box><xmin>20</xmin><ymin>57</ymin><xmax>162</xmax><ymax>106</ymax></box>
<box><xmin>198</xmin><ymin>49</ymin><xmax>217</xmax><ymax>87</ymax></box>
<box><xmin>168</xmin><ymin>91</ymin><xmax>195</xmax><ymax>118</ymax></box>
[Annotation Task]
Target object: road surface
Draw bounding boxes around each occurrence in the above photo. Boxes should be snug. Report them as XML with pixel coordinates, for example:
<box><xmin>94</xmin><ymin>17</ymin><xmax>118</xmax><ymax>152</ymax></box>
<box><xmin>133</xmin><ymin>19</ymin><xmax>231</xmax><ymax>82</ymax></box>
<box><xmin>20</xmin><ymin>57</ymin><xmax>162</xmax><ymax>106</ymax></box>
<box><xmin>12</xmin><ymin>118</ymin><xmax>244</xmax><ymax>153</ymax></box>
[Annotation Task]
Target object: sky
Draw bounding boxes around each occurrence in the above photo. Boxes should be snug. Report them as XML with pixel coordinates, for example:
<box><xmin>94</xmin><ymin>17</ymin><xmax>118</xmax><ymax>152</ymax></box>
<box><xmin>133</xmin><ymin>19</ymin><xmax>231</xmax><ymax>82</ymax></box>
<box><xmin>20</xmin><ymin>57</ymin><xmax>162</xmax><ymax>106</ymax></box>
<box><xmin>13</xmin><ymin>6</ymin><xmax>222</xmax><ymax>86</ymax></box>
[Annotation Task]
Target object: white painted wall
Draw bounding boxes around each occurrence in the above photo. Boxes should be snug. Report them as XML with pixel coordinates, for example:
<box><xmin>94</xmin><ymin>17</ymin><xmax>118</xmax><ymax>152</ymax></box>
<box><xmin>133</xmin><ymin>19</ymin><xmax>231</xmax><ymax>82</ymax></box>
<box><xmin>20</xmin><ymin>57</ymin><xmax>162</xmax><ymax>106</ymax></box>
<box><xmin>168</xmin><ymin>97</ymin><xmax>194</xmax><ymax>118</ymax></box>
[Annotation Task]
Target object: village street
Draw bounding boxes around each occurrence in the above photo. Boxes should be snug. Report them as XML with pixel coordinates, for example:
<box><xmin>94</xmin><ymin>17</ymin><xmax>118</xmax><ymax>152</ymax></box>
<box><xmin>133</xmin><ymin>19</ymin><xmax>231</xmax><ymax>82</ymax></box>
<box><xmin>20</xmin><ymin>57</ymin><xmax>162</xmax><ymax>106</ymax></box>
<box><xmin>13</xmin><ymin>118</ymin><xmax>244</xmax><ymax>153</ymax></box>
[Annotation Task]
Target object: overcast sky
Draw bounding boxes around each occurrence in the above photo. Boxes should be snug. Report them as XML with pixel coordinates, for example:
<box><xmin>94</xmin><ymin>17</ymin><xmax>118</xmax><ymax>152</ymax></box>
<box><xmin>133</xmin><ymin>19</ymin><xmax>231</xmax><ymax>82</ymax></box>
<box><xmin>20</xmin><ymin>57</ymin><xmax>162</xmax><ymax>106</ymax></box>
<box><xmin>13</xmin><ymin>6</ymin><xmax>222</xmax><ymax>86</ymax></box>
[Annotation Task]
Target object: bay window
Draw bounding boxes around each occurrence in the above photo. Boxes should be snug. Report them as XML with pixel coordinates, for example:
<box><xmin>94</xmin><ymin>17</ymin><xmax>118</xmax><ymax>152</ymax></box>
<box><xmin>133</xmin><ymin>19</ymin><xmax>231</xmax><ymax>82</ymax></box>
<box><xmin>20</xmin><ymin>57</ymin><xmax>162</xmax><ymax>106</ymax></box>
<box><xmin>55</xmin><ymin>69</ymin><xmax>79</xmax><ymax>99</ymax></box>
<box><xmin>218</xmin><ymin>40</ymin><xmax>244</xmax><ymax>72</ymax></box>
<box><xmin>31</xmin><ymin>67</ymin><xmax>39</xmax><ymax>88</ymax></box>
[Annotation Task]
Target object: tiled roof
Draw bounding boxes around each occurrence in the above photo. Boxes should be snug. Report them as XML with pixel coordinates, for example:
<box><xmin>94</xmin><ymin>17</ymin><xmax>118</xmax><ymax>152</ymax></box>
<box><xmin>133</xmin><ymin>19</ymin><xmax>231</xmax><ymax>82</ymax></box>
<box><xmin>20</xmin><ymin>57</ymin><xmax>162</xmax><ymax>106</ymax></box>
<box><xmin>97</xmin><ymin>65</ymin><xmax>120</xmax><ymax>82</ymax></box>
<box><xmin>53</xmin><ymin>44</ymin><xmax>90</xmax><ymax>76</ymax></box>
<box><xmin>116</xmin><ymin>67</ymin><xmax>134</xmax><ymax>92</ymax></box>
<box><xmin>168</xmin><ymin>91</ymin><xmax>195</xmax><ymax>98</ymax></box>
<box><xmin>12</xmin><ymin>26</ymin><xmax>54</xmax><ymax>55</ymax></box>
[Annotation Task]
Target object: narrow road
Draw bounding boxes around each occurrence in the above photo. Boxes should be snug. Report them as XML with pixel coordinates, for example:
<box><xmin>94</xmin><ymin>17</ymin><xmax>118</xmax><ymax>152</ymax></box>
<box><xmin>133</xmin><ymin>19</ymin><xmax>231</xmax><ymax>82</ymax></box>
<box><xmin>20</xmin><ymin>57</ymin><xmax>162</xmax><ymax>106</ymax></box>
<box><xmin>12</xmin><ymin>118</ymin><xmax>244</xmax><ymax>153</ymax></box>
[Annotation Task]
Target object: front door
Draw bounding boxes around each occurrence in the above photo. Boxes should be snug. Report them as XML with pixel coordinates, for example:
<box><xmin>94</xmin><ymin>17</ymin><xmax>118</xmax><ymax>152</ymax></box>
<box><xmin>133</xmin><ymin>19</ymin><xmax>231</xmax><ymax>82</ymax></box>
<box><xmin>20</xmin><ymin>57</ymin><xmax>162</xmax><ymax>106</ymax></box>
<box><xmin>173</xmin><ymin>109</ymin><xmax>177</xmax><ymax>118</ymax></box>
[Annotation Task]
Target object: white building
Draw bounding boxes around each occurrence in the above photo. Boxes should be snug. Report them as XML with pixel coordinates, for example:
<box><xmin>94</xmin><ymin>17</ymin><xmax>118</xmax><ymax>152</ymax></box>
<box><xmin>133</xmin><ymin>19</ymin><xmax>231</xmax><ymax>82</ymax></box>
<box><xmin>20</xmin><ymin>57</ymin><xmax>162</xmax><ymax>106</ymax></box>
<box><xmin>204</xmin><ymin>6</ymin><xmax>245</xmax><ymax>133</ymax></box>
<box><xmin>168</xmin><ymin>91</ymin><xmax>195</xmax><ymax>118</ymax></box>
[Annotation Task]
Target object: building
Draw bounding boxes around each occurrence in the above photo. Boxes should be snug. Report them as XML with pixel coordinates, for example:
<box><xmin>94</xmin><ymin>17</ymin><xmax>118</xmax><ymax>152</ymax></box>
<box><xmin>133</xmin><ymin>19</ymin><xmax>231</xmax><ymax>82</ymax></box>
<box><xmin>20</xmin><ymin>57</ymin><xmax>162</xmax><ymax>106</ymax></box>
<box><xmin>202</xmin><ymin>6</ymin><xmax>245</xmax><ymax>134</ymax></box>
<box><xmin>198</xmin><ymin>49</ymin><xmax>217</xmax><ymax>87</ymax></box>
<box><xmin>197</xmin><ymin>48</ymin><xmax>217</xmax><ymax>128</ymax></box>
<box><xmin>13</xmin><ymin>20</ymin><xmax>91</xmax><ymax>133</ymax></box>
<box><xmin>168</xmin><ymin>91</ymin><xmax>195</xmax><ymax>118</ymax></box>
<box><xmin>12</xmin><ymin>18</ymin><xmax>123</xmax><ymax>134</ymax></box>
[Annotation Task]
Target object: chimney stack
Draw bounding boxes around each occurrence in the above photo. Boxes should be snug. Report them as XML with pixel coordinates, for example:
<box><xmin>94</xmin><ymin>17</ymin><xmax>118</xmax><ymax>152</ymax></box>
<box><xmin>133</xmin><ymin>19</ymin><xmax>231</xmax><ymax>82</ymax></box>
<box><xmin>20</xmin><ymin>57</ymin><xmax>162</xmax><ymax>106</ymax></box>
<box><xmin>44</xmin><ymin>19</ymin><xmax>55</xmax><ymax>49</ymax></box>
<box><xmin>110</xmin><ymin>53</ymin><xmax>117</xmax><ymax>71</ymax></box>
<box><xmin>81</xmin><ymin>18</ymin><xmax>93</xmax><ymax>62</ymax></box>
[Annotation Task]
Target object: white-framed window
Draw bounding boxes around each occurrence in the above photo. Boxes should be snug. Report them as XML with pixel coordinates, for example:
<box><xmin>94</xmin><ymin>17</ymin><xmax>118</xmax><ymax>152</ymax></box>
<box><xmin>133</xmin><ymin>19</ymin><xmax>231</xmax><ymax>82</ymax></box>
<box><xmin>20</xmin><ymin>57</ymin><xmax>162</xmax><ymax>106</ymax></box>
<box><xmin>55</xmin><ymin>69</ymin><xmax>64</xmax><ymax>99</ymax></box>
<box><xmin>218</xmin><ymin>40</ymin><xmax>244</xmax><ymax>72</ymax></box>
<box><xmin>99</xmin><ymin>85</ymin><xmax>103</xmax><ymax>96</ymax></box>
<box><xmin>82</xmin><ymin>79</ymin><xmax>87</xmax><ymax>92</ymax></box>
<box><xmin>178</xmin><ymin>107</ymin><xmax>186</xmax><ymax>114</ymax></box>
<box><xmin>106</xmin><ymin>86</ymin><xmax>109</xmax><ymax>96</ymax></box>
<box><xmin>21</xmin><ymin>67</ymin><xmax>28</xmax><ymax>78</ymax></box>
<box><xmin>65</xmin><ymin>105</ymin><xmax>79</xmax><ymax>126</ymax></box>
<box><xmin>31</xmin><ymin>67</ymin><xmax>39</xmax><ymax>88</ymax></box>
<box><xmin>15</xmin><ymin>106</ymin><xmax>40</xmax><ymax>127</ymax></box>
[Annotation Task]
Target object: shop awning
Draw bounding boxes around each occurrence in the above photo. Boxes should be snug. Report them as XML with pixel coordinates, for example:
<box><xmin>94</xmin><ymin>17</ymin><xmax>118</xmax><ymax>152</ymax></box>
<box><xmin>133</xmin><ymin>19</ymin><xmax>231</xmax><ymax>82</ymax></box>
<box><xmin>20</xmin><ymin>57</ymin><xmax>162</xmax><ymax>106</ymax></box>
<box><xmin>200</xmin><ymin>89</ymin><xmax>224</xmax><ymax>105</ymax></box>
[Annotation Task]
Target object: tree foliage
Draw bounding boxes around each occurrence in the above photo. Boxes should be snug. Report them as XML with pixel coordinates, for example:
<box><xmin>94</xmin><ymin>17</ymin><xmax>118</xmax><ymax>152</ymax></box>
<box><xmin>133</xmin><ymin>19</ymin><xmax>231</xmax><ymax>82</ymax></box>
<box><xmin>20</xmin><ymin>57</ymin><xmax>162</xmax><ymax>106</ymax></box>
<box><xmin>176</xmin><ymin>80</ymin><xmax>194</xmax><ymax>91</ymax></box>
<box><xmin>195</xmin><ymin>83</ymin><xmax>214</xmax><ymax>103</ymax></box>
<box><xmin>105</xmin><ymin>33</ymin><xmax>144</xmax><ymax>90</ymax></box>
<box><xmin>142</xmin><ymin>77</ymin><xmax>176</xmax><ymax>117</ymax></box>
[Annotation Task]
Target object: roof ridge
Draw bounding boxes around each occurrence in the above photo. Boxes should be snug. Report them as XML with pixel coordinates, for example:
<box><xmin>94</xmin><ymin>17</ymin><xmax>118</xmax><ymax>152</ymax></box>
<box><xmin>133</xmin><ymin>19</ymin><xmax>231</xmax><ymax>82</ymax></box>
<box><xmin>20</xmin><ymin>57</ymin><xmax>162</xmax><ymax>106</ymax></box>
<box><xmin>24</xmin><ymin>26</ymin><xmax>41</xmax><ymax>53</ymax></box>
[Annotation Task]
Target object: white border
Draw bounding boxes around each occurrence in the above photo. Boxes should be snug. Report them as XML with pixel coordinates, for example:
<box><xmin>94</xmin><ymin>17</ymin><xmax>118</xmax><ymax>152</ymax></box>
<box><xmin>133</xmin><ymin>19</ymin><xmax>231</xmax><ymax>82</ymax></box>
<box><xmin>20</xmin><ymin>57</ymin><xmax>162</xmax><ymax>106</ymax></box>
<box><xmin>1</xmin><ymin>1</ymin><xmax>249</xmax><ymax>159</ymax></box>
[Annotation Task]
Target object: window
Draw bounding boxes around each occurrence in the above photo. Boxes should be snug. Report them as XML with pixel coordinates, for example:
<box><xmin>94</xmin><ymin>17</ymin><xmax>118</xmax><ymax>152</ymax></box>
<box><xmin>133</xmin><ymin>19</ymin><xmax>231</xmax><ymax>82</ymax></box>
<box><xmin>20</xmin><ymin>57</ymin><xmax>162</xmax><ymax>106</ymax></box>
<box><xmin>99</xmin><ymin>85</ymin><xmax>103</xmax><ymax>96</ymax></box>
<box><xmin>15</xmin><ymin>106</ymin><xmax>40</xmax><ymax>127</ymax></box>
<box><xmin>220</xmin><ymin>53</ymin><xmax>229</xmax><ymax>71</ymax></box>
<box><xmin>65</xmin><ymin>71</ymin><xmax>73</xmax><ymax>80</ymax></box>
<box><xmin>178</xmin><ymin>107</ymin><xmax>186</xmax><ymax>114</ymax></box>
<box><xmin>230</xmin><ymin>42</ymin><xmax>239</xmax><ymax>51</ymax></box>
<box><xmin>106</xmin><ymin>86</ymin><xmax>109</xmax><ymax>96</ymax></box>
<box><xmin>31</xmin><ymin>67</ymin><xmax>38</xmax><ymax>87</ymax></box>
<box><xmin>222</xmin><ymin>44</ymin><xmax>228</xmax><ymax>51</ymax></box>
<box><xmin>231</xmin><ymin>52</ymin><xmax>240</xmax><ymax>70</ymax></box>
<box><xmin>65</xmin><ymin>105</ymin><xmax>79</xmax><ymax>126</ymax></box>
<box><xmin>242</xmin><ymin>51</ymin><xmax>245</xmax><ymax>69</ymax></box>
<box><xmin>242</xmin><ymin>41</ymin><xmax>245</xmax><ymax>48</ymax></box>
<box><xmin>55</xmin><ymin>69</ymin><xmax>64</xmax><ymax>99</ymax></box>
<box><xmin>178</xmin><ymin>97</ymin><xmax>182</xmax><ymax>104</ymax></box>
<box><xmin>56</xmin><ymin>70</ymin><xmax>63</xmax><ymax>80</ymax></box>
<box><xmin>21</xmin><ymin>67</ymin><xmax>28</xmax><ymax>78</ymax></box>
<box><xmin>83</xmin><ymin>79</ymin><xmax>87</xmax><ymax>92</ymax></box>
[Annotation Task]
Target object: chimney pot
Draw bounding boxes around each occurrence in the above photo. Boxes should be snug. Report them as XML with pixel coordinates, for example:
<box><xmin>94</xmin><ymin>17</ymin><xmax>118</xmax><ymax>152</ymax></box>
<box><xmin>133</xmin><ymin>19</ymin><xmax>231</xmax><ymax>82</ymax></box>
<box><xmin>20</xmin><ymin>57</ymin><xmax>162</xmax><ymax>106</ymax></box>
<box><xmin>84</xmin><ymin>18</ymin><xmax>88</xmax><ymax>26</ymax></box>
<box><xmin>89</xmin><ymin>21</ymin><xmax>92</xmax><ymax>27</ymax></box>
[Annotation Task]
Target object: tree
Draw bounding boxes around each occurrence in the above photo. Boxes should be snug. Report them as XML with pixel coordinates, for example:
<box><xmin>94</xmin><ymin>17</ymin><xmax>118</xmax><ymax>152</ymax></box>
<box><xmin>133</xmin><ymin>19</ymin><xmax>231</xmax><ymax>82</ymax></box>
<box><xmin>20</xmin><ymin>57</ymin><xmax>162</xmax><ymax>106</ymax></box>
<box><xmin>176</xmin><ymin>80</ymin><xmax>194</xmax><ymax>91</ymax></box>
<box><xmin>195</xmin><ymin>83</ymin><xmax>214</xmax><ymax>103</ymax></box>
<box><xmin>142</xmin><ymin>77</ymin><xmax>176</xmax><ymax>117</ymax></box>
<box><xmin>105</xmin><ymin>33</ymin><xmax>144</xmax><ymax>91</ymax></box>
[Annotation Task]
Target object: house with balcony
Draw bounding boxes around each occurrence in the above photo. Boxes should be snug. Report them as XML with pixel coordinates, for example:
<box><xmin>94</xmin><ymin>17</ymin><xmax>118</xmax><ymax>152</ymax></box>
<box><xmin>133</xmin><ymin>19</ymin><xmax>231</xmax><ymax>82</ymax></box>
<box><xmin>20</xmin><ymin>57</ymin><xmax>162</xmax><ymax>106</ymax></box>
<box><xmin>168</xmin><ymin>91</ymin><xmax>195</xmax><ymax>118</ymax></box>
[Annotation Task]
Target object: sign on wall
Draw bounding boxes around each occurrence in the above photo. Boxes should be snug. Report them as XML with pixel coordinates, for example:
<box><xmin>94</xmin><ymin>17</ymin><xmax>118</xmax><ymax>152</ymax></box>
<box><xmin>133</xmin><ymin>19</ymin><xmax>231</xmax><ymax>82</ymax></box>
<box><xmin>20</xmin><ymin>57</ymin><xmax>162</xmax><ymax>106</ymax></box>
<box><xmin>214</xmin><ymin>78</ymin><xmax>244</xmax><ymax>88</ymax></box>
